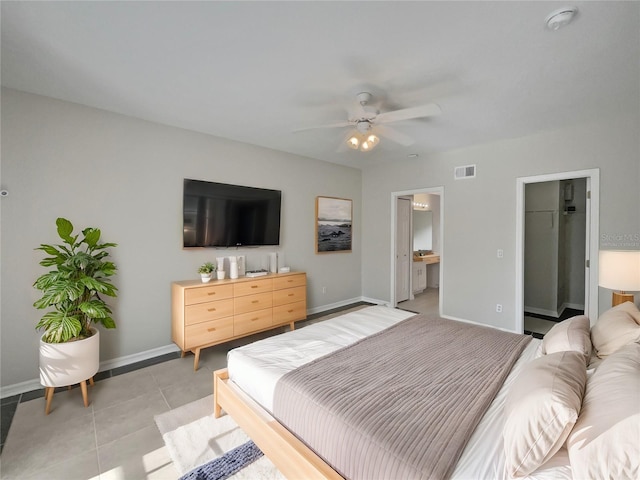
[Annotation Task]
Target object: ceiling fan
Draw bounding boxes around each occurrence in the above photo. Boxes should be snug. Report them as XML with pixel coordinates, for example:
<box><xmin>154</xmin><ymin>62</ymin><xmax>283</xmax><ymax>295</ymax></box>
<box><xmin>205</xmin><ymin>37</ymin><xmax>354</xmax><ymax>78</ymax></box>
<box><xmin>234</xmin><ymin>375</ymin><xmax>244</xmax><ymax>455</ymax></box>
<box><xmin>295</xmin><ymin>92</ymin><xmax>441</xmax><ymax>152</ymax></box>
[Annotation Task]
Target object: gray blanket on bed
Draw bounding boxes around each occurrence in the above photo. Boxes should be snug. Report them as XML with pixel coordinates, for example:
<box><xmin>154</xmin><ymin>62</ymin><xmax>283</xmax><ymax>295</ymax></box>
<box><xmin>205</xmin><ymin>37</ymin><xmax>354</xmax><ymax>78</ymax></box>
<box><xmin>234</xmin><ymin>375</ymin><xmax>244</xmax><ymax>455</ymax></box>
<box><xmin>272</xmin><ymin>314</ymin><xmax>531</xmax><ymax>480</ymax></box>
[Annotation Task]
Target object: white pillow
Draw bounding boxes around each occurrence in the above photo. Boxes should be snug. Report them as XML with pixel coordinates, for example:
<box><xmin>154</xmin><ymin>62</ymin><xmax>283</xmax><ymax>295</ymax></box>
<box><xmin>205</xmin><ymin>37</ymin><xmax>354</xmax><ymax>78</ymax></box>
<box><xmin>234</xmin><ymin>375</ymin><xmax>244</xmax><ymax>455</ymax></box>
<box><xmin>567</xmin><ymin>342</ymin><xmax>640</xmax><ymax>480</ymax></box>
<box><xmin>591</xmin><ymin>301</ymin><xmax>640</xmax><ymax>358</ymax></box>
<box><xmin>503</xmin><ymin>351</ymin><xmax>586</xmax><ymax>478</ymax></box>
<box><xmin>542</xmin><ymin>315</ymin><xmax>591</xmax><ymax>364</ymax></box>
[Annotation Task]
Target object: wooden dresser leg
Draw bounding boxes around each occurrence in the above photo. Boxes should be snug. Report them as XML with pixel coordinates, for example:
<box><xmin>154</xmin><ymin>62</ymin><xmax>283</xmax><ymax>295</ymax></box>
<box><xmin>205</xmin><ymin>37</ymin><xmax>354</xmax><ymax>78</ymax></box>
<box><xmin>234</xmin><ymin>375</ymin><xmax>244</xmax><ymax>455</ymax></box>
<box><xmin>44</xmin><ymin>387</ymin><xmax>54</xmax><ymax>415</ymax></box>
<box><xmin>80</xmin><ymin>380</ymin><xmax>89</xmax><ymax>408</ymax></box>
<box><xmin>89</xmin><ymin>377</ymin><xmax>95</xmax><ymax>387</ymax></box>
<box><xmin>180</xmin><ymin>350</ymin><xmax>186</xmax><ymax>358</ymax></box>
<box><xmin>194</xmin><ymin>348</ymin><xmax>201</xmax><ymax>371</ymax></box>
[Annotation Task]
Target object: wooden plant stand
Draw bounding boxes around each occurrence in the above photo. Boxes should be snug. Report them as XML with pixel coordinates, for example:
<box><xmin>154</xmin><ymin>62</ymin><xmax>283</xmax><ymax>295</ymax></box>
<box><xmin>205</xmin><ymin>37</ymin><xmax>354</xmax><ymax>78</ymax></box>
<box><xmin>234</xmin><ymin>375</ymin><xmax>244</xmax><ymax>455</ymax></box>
<box><xmin>44</xmin><ymin>377</ymin><xmax>95</xmax><ymax>415</ymax></box>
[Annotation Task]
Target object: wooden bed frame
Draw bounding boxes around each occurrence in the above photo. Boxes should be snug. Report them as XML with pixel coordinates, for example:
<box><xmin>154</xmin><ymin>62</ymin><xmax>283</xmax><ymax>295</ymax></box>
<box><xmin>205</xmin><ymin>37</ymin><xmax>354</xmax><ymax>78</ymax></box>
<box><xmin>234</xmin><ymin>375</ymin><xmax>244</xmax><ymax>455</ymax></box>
<box><xmin>213</xmin><ymin>368</ymin><xmax>342</xmax><ymax>479</ymax></box>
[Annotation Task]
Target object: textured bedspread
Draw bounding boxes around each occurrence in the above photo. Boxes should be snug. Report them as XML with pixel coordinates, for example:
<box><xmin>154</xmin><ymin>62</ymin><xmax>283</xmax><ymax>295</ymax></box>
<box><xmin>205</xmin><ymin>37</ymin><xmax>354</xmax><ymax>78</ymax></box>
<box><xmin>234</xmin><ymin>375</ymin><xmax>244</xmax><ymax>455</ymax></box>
<box><xmin>272</xmin><ymin>314</ymin><xmax>531</xmax><ymax>480</ymax></box>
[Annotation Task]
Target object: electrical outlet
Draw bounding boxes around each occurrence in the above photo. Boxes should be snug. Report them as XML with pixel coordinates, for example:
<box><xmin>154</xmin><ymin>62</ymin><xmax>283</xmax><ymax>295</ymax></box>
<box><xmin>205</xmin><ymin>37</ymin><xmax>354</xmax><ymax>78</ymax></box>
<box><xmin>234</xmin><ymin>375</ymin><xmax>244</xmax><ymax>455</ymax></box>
<box><xmin>496</xmin><ymin>304</ymin><xmax>503</xmax><ymax>313</ymax></box>
<box><xmin>497</xmin><ymin>249</ymin><xmax>504</xmax><ymax>258</ymax></box>
<box><xmin>322</xmin><ymin>286</ymin><xmax>327</xmax><ymax>294</ymax></box>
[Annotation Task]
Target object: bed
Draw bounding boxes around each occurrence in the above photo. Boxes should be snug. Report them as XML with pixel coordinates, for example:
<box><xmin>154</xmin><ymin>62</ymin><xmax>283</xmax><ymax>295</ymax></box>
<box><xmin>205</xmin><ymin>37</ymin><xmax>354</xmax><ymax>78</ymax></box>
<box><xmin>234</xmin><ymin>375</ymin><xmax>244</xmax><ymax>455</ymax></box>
<box><xmin>214</xmin><ymin>304</ymin><xmax>640</xmax><ymax>480</ymax></box>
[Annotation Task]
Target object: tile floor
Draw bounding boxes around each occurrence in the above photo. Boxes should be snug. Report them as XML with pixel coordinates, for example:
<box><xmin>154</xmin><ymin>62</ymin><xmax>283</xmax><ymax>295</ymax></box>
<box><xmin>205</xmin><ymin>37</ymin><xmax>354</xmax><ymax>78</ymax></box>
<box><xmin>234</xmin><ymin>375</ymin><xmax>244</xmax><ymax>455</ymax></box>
<box><xmin>0</xmin><ymin>304</ymin><xmax>370</xmax><ymax>480</ymax></box>
<box><xmin>524</xmin><ymin>308</ymin><xmax>584</xmax><ymax>339</ymax></box>
<box><xmin>397</xmin><ymin>287</ymin><xmax>439</xmax><ymax>315</ymax></box>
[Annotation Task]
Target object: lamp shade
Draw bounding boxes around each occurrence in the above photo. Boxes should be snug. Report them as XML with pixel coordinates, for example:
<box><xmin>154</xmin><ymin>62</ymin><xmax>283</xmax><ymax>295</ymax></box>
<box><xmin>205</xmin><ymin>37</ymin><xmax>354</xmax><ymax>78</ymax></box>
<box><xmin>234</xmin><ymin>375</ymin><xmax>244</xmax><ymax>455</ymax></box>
<box><xmin>599</xmin><ymin>250</ymin><xmax>640</xmax><ymax>291</ymax></box>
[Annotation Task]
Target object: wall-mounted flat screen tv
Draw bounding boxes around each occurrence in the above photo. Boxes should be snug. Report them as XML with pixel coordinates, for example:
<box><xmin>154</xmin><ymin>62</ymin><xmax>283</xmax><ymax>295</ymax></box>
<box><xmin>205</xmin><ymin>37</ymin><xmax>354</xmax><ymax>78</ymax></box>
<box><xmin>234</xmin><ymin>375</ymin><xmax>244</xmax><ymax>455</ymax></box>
<box><xmin>183</xmin><ymin>179</ymin><xmax>281</xmax><ymax>248</ymax></box>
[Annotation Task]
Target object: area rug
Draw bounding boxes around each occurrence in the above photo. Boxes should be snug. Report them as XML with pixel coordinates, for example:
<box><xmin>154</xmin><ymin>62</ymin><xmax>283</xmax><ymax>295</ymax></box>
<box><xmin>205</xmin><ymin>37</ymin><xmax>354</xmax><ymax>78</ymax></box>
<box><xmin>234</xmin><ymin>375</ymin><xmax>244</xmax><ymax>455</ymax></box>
<box><xmin>154</xmin><ymin>395</ymin><xmax>284</xmax><ymax>480</ymax></box>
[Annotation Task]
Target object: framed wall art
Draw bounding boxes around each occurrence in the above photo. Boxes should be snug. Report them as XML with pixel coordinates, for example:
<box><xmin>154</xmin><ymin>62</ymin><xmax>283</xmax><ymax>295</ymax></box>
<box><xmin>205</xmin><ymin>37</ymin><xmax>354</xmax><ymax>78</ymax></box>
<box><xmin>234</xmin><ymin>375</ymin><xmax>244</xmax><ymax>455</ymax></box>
<box><xmin>315</xmin><ymin>196</ymin><xmax>352</xmax><ymax>253</ymax></box>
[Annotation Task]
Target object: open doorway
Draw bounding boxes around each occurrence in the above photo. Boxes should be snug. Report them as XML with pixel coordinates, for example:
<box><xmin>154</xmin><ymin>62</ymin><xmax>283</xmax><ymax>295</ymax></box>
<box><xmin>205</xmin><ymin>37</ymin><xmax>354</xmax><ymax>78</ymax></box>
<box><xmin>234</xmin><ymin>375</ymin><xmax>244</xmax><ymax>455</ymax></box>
<box><xmin>523</xmin><ymin>179</ymin><xmax>587</xmax><ymax>337</ymax></box>
<box><xmin>391</xmin><ymin>187</ymin><xmax>444</xmax><ymax>316</ymax></box>
<box><xmin>516</xmin><ymin>169</ymin><xmax>600</xmax><ymax>336</ymax></box>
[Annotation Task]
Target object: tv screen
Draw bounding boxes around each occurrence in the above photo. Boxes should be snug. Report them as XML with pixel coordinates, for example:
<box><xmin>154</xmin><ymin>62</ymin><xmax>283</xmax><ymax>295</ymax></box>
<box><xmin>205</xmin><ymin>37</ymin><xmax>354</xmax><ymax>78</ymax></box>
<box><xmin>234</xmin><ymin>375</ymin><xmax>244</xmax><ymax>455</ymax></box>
<box><xmin>183</xmin><ymin>179</ymin><xmax>281</xmax><ymax>248</ymax></box>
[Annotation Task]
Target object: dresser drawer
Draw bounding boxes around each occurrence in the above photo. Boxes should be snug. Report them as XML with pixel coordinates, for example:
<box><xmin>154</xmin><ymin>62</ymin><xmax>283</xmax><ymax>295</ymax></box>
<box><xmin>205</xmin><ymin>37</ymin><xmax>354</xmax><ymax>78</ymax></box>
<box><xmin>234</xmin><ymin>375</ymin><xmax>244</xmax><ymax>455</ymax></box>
<box><xmin>273</xmin><ymin>286</ymin><xmax>306</xmax><ymax>306</ymax></box>
<box><xmin>273</xmin><ymin>274</ymin><xmax>306</xmax><ymax>290</ymax></box>
<box><xmin>234</xmin><ymin>292</ymin><xmax>273</xmax><ymax>314</ymax></box>
<box><xmin>185</xmin><ymin>317</ymin><xmax>234</xmax><ymax>349</ymax></box>
<box><xmin>184</xmin><ymin>299</ymin><xmax>234</xmax><ymax>326</ymax></box>
<box><xmin>273</xmin><ymin>301</ymin><xmax>306</xmax><ymax>324</ymax></box>
<box><xmin>234</xmin><ymin>308</ymin><xmax>273</xmax><ymax>336</ymax></box>
<box><xmin>234</xmin><ymin>279</ymin><xmax>273</xmax><ymax>297</ymax></box>
<box><xmin>184</xmin><ymin>284</ymin><xmax>234</xmax><ymax>305</ymax></box>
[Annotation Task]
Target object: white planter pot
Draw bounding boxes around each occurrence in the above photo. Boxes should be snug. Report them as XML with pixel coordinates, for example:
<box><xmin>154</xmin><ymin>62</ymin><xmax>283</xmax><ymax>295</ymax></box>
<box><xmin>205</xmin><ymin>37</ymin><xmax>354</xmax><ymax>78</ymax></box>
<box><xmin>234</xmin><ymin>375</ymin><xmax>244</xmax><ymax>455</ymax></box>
<box><xmin>200</xmin><ymin>273</ymin><xmax>212</xmax><ymax>283</ymax></box>
<box><xmin>39</xmin><ymin>328</ymin><xmax>100</xmax><ymax>387</ymax></box>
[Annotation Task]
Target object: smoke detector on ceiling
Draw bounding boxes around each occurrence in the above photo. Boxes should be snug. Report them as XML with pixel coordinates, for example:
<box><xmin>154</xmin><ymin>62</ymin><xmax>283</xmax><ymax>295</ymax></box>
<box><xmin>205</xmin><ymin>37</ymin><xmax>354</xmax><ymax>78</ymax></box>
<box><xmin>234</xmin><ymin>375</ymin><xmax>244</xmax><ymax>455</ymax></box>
<box><xmin>545</xmin><ymin>7</ymin><xmax>578</xmax><ymax>31</ymax></box>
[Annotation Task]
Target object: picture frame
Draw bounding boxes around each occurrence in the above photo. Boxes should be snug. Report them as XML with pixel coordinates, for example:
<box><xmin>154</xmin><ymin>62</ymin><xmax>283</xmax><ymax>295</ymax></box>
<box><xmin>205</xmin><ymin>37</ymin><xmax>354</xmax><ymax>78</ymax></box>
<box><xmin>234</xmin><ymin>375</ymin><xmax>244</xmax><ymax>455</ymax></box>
<box><xmin>315</xmin><ymin>196</ymin><xmax>352</xmax><ymax>253</ymax></box>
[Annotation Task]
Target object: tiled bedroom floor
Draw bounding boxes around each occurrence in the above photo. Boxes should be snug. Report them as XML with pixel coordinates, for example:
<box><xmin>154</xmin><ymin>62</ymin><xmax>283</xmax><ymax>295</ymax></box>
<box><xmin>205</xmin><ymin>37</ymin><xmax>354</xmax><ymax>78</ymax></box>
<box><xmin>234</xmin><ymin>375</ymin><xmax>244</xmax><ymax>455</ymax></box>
<box><xmin>0</xmin><ymin>346</ymin><xmax>228</xmax><ymax>480</ymax></box>
<box><xmin>0</xmin><ymin>304</ymin><xmax>369</xmax><ymax>480</ymax></box>
<box><xmin>397</xmin><ymin>287</ymin><xmax>439</xmax><ymax>315</ymax></box>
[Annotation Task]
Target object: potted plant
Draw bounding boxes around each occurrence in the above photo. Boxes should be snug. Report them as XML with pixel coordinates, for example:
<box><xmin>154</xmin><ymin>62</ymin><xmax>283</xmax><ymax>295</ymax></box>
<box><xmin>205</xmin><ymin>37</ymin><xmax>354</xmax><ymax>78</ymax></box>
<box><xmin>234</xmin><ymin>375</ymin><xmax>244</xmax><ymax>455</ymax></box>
<box><xmin>198</xmin><ymin>262</ymin><xmax>216</xmax><ymax>283</ymax></box>
<box><xmin>33</xmin><ymin>217</ymin><xmax>117</xmax><ymax>413</ymax></box>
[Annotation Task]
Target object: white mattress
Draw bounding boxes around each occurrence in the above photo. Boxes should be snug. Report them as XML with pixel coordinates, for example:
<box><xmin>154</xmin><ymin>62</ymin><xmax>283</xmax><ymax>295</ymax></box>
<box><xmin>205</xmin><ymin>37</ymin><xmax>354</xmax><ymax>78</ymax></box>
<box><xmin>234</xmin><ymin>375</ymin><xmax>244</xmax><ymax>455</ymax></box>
<box><xmin>227</xmin><ymin>305</ymin><xmax>571</xmax><ymax>480</ymax></box>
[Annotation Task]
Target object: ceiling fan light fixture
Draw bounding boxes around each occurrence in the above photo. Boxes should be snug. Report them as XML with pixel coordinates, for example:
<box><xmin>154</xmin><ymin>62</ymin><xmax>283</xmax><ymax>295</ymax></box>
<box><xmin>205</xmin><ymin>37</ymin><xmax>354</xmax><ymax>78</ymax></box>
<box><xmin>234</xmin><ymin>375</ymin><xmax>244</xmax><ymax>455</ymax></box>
<box><xmin>545</xmin><ymin>7</ymin><xmax>578</xmax><ymax>31</ymax></box>
<box><xmin>347</xmin><ymin>133</ymin><xmax>379</xmax><ymax>152</ymax></box>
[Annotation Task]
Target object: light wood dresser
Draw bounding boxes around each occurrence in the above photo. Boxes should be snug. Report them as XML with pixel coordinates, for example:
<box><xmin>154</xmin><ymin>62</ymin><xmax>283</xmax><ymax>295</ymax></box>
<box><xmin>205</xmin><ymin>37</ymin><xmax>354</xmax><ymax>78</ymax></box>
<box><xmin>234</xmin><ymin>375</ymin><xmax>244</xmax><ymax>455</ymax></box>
<box><xmin>172</xmin><ymin>272</ymin><xmax>307</xmax><ymax>370</ymax></box>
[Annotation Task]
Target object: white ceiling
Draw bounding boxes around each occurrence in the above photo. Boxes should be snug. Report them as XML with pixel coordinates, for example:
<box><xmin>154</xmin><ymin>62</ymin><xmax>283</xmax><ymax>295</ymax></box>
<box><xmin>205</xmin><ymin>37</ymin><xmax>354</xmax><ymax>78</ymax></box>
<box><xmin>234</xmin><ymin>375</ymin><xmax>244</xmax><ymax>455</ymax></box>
<box><xmin>2</xmin><ymin>1</ymin><xmax>638</xmax><ymax>169</ymax></box>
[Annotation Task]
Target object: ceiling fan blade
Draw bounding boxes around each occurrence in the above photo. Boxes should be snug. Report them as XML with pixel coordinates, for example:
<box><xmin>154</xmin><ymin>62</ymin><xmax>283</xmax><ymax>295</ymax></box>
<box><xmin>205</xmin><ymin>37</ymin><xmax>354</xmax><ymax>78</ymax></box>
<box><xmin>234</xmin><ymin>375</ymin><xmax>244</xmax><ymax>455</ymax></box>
<box><xmin>376</xmin><ymin>103</ymin><xmax>442</xmax><ymax>124</ymax></box>
<box><xmin>293</xmin><ymin>121</ymin><xmax>353</xmax><ymax>133</ymax></box>
<box><xmin>376</xmin><ymin>125</ymin><xmax>415</xmax><ymax>146</ymax></box>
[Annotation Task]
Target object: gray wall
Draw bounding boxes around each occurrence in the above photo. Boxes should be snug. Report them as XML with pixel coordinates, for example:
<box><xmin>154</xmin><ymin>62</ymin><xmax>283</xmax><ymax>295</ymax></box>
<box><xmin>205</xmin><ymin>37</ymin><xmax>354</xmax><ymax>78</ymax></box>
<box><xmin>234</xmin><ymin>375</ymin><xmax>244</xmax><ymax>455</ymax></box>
<box><xmin>0</xmin><ymin>88</ymin><xmax>362</xmax><ymax>389</ymax></box>
<box><xmin>2</xmin><ymin>87</ymin><xmax>639</xmax><ymax>391</ymax></box>
<box><xmin>362</xmin><ymin>113</ymin><xmax>640</xmax><ymax>331</ymax></box>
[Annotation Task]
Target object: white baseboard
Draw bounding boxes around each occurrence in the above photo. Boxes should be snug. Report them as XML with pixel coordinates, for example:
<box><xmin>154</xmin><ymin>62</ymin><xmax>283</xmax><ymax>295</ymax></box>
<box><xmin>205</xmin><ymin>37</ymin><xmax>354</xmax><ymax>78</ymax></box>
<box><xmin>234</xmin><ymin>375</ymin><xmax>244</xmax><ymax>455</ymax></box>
<box><xmin>561</xmin><ymin>302</ymin><xmax>585</xmax><ymax>312</ymax></box>
<box><xmin>0</xmin><ymin>379</ymin><xmax>43</xmax><ymax>399</ymax></box>
<box><xmin>1</xmin><ymin>343</ymin><xmax>181</xmax><ymax>399</ymax></box>
<box><xmin>359</xmin><ymin>296</ymin><xmax>389</xmax><ymax>306</ymax></box>
<box><xmin>306</xmin><ymin>296</ymin><xmax>387</xmax><ymax>315</ymax></box>
<box><xmin>524</xmin><ymin>306</ymin><xmax>560</xmax><ymax>318</ymax></box>
<box><xmin>440</xmin><ymin>314</ymin><xmax>519</xmax><ymax>334</ymax></box>
<box><xmin>98</xmin><ymin>343</ymin><xmax>181</xmax><ymax>372</ymax></box>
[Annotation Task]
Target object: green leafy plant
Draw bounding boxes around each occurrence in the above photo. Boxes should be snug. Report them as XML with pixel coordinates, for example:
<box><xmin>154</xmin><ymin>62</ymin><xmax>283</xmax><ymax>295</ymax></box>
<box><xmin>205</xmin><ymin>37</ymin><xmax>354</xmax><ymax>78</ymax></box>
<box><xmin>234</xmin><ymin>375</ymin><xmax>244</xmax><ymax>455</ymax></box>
<box><xmin>198</xmin><ymin>262</ymin><xmax>216</xmax><ymax>274</ymax></box>
<box><xmin>33</xmin><ymin>218</ymin><xmax>118</xmax><ymax>343</ymax></box>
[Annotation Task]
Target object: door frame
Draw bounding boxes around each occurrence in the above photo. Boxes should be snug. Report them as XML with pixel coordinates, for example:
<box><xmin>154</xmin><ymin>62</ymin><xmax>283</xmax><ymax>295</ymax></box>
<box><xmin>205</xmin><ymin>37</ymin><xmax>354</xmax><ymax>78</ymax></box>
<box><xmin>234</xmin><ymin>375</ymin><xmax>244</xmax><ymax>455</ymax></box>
<box><xmin>390</xmin><ymin>186</ymin><xmax>444</xmax><ymax>313</ymax></box>
<box><xmin>515</xmin><ymin>169</ymin><xmax>599</xmax><ymax>333</ymax></box>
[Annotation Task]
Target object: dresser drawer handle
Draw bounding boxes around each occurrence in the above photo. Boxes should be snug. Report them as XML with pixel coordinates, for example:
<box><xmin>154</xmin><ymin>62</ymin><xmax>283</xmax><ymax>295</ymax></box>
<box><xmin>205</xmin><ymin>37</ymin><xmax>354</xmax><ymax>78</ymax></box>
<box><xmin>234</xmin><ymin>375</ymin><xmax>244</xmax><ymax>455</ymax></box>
<box><xmin>288</xmin><ymin>309</ymin><xmax>294</xmax><ymax>313</ymax></box>
<box><xmin>252</xmin><ymin>300</ymin><xmax>259</xmax><ymax>304</ymax></box>
<box><xmin>251</xmin><ymin>317</ymin><xmax>259</xmax><ymax>322</ymax></box>
<box><xmin>251</xmin><ymin>285</ymin><xmax>258</xmax><ymax>289</ymax></box>
<box><xmin>207</xmin><ymin>292</ymin><xmax>216</xmax><ymax>296</ymax></box>
<box><xmin>208</xmin><ymin>308</ymin><xmax>216</xmax><ymax>312</ymax></box>
<box><xmin>207</xmin><ymin>327</ymin><xmax>216</xmax><ymax>332</ymax></box>
<box><xmin>288</xmin><ymin>293</ymin><xmax>294</xmax><ymax>296</ymax></box>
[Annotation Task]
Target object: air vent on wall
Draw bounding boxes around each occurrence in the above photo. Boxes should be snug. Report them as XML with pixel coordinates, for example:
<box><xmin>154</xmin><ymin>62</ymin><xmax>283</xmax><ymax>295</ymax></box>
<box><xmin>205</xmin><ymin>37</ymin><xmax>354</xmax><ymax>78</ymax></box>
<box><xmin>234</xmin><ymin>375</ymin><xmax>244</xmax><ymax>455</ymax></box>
<box><xmin>454</xmin><ymin>164</ymin><xmax>476</xmax><ymax>180</ymax></box>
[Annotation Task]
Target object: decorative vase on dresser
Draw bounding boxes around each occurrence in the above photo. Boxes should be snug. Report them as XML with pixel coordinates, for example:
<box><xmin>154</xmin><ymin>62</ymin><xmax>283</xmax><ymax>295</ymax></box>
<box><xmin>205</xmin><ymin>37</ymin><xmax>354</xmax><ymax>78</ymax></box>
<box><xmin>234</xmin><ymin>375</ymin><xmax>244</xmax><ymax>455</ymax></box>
<box><xmin>172</xmin><ymin>271</ymin><xmax>307</xmax><ymax>370</ymax></box>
